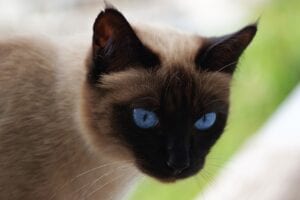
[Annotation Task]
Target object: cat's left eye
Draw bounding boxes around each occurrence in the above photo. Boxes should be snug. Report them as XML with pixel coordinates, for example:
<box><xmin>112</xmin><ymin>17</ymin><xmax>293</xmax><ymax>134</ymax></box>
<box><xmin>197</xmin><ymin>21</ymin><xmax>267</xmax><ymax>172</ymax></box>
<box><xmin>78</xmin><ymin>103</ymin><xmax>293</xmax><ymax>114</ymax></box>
<box><xmin>194</xmin><ymin>112</ymin><xmax>217</xmax><ymax>131</ymax></box>
<box><xmin>132</xmin><ymin>108</ymin><xmax>159</xmax><ymax>129</ymax></box>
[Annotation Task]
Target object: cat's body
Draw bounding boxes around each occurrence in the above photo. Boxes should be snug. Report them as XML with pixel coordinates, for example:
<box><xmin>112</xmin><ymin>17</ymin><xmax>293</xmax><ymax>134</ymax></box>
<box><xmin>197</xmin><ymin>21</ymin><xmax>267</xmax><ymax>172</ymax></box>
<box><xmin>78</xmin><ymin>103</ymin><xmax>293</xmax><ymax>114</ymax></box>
<box><xmin>0</xmin><ymin>29</ymin><xmax>203</xmax><ymax>200</ymax></box>
<box><xmin>0</xmin><ymin>37</ymin><xmax>137</xmax><ymax>200</ymax></box>
<box><xmin>0</xmin><ymin>7</ymin><xmax>256</xmax><ymax>200</ymax></box>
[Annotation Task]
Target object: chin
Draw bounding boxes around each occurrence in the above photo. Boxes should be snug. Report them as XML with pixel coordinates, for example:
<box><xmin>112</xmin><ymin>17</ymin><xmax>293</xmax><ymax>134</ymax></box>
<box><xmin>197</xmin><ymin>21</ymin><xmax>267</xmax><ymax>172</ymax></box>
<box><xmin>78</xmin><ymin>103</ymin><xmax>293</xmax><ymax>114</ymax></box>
<box><xmin>136</xmin><ymin>160</ymin><xmax>205</xmax><ymax>182</ymax></box>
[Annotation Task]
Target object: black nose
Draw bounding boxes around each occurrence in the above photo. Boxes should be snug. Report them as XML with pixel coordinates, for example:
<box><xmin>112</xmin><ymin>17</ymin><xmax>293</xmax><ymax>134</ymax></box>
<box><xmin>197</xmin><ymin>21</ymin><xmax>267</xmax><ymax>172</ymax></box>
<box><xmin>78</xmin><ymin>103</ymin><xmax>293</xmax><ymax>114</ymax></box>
<box><xmin>166</xmin><ymin>133</ymin><xmax>190</xmax><ymax>175</ymax></box>
<box><xmin>167</xmin><ymin>155</ymin><xmax>190</xmax><ymax>175</ymax></box>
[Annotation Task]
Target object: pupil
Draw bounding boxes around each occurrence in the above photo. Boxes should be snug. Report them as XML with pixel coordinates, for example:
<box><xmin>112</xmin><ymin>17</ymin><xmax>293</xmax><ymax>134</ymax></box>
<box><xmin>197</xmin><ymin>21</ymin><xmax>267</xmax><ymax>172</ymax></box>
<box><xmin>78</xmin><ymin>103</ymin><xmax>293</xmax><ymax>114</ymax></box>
<box><xmin>143</xmin><ymin>114</ymin><xmax>148</xmax><ymax>121</ymax></box>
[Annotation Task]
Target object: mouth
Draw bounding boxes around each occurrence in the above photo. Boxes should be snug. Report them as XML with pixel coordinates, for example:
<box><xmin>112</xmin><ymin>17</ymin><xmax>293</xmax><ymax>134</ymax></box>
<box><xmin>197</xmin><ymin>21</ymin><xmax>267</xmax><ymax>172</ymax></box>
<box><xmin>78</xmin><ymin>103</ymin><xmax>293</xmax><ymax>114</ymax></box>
<box><xmin>136</xmin><ymin>160</ymin><xmax>204</xmax><ymax>182</ymax></box>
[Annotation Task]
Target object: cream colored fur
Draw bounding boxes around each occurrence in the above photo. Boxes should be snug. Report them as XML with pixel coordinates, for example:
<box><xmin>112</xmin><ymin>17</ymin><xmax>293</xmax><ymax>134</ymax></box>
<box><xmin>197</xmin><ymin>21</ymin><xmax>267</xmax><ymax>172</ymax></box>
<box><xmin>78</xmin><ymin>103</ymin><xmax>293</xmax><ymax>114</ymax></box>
<box><xmin>0</xmin><ymin>36</ymin><xmax>139</xmax><ymax>200</ymax></box>
<box><xmin>0</xmin><ymin>25</ymin><xmax>206</xmax><ymax>199</ymax></box>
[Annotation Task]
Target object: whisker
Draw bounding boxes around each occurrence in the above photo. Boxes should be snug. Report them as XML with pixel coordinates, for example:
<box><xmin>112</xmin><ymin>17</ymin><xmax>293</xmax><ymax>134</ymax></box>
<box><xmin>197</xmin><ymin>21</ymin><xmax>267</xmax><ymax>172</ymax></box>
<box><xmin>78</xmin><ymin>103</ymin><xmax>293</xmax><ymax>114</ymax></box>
<box><xmin>198</xmin><ymin>172</ymin><xmax>211</xmax><ymax>189</ymax></box>
<box><xmin>72</xmin><ymin>169</ymin><xmax>117</xmax><ymax>198</ymax></box>
<box><xmin>106</xmin><ymin>171</ymin><xmax>139</xmax><ymax>200</ymax></box>
<box><xmin>85</xmin><ymin>173</ymin><xmax>128</xmax><ymax>199</ymax></box>
<box><xmin>216</xmin><ymin>61</ymin><xmax>238</xmax><ymax>73</ymax></box>
<box><xmin>49</xmin><ymin>160</ymin><xmax>134</xmax><ymax>200</ymax></box>
<box><xmin>193</xmin><ymin>175</ymin><xmax>204</xmax><ymax>189</ymax></box>
<box><xmin>195</xmin><ymin>175</ymin><xmax>210</xmax><ymax>200</ymax></box>
<box><xmin>81</xmin><ymin>163</ymin><xmax>134</xmax><ymax>198</ymax></box>
<box><xmin>74</xmin><ymin>160</ymin><xmax>132</xmax><ymax>179</ymax></box>
<box><xmin>201</xmin><ymin>168</ymin><xmax>216</xmax><ymax>188</ymax></box>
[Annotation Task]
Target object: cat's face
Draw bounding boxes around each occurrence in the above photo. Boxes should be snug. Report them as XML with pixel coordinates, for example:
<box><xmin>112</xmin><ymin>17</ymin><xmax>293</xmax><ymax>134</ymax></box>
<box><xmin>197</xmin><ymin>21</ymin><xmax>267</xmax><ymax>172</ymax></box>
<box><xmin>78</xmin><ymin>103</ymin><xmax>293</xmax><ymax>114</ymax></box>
<box><xmin>82</xmin><ymin>8</ymin><xmax>256</xmax><ymax>181</ymax></box>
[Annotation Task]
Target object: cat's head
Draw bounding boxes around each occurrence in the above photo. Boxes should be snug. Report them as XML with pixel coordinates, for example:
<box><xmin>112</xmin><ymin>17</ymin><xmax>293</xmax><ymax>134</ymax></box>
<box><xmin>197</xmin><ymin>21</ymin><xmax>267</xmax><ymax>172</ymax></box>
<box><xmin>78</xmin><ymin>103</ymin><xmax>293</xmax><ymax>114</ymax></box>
<box><xmin>82</xmin><ymin>8</ymin><xmax>256</xmax><ymax>181</ymax></box>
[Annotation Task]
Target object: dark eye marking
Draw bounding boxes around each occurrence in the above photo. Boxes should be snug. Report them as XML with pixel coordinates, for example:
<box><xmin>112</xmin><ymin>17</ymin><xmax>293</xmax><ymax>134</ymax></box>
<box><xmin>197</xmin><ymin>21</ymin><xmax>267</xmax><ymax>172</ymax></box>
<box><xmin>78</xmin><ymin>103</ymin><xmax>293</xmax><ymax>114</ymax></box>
<box><xmin>194</xmin><ymin>112</ymin><xmax>217</xmax><ymax>131</ymax></box>
<box><xmin>132</xmin><ymin>108</ymin><xmax>159</xmax><ymax>129</ymax></box>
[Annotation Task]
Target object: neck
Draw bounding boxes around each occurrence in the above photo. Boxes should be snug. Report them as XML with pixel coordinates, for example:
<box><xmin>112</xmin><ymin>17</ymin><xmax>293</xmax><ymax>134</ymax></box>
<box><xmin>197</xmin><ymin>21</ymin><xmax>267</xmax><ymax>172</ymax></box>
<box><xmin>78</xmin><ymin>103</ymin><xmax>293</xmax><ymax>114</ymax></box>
<box><xmin>50</xmin><ymin>66</ymin><xmax>140</xmax><ymax>200</ymax></box>
<box><xmin>48</xmin><ymin>143</ymin><xmax>139</xmax><ymax>200</ymax></box>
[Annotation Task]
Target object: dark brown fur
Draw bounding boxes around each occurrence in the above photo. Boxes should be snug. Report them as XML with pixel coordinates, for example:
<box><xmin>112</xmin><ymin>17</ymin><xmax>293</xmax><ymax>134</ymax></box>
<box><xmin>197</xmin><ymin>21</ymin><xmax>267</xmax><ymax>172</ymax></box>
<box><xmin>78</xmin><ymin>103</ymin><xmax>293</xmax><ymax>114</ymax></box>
<box><xmin>80</xmin><ymin>8</ymin><xmax>256</xmax><ymax>180</ymax></box>
<box><xmin>0</xmin><ymin>6</ymin><xmax>256</xmax><ymax>200</ymax></box>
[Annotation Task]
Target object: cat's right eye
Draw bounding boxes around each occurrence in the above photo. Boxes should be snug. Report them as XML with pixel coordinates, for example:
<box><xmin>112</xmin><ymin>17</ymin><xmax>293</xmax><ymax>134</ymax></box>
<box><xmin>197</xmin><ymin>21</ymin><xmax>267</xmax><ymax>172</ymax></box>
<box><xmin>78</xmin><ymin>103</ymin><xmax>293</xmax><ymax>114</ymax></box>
<box><xmin>132</xmin><ymin>108</ymin><xmax>159</xmax><ymax>129</ymax></box>
<box><xmin>194</xmin><ymin>112</ymin><xmax>217</xmax><ymax>131</ymax></box>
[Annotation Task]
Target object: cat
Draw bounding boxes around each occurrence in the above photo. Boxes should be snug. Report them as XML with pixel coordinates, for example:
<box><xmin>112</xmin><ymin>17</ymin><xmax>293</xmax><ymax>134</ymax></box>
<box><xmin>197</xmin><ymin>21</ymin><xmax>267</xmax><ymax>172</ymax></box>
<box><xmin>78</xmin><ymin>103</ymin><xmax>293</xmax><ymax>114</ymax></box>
<box><xmin>0</xmin><ymin>5</ymin><xmax>256</xmax><ymax>200</ymax></box>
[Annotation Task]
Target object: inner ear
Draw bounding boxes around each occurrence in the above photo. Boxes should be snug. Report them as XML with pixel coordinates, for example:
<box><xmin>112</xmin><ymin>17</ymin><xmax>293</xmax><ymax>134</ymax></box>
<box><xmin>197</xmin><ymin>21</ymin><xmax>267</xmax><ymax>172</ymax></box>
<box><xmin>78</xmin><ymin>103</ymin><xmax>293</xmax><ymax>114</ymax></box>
<box><xmin>93</xmin><ymin>8</ymin><xmax>136</xmax><ymax>50</ymax></box>
<box><xmin>196</xmin><ymin>25</ymin><xmax>257</xmax><ymax>74</ymax></box>
<box><xmin>89</xmin><ymin>8</ymin><xmax>160</xmax><ymax>84</ymax></box>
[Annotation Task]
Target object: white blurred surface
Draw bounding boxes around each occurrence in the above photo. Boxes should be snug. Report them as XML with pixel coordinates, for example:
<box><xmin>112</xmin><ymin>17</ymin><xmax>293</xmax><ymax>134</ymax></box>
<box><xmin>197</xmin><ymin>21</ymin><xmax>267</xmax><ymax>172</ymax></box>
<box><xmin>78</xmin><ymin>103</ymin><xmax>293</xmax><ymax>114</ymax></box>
<box><xmin>0</xmin><ymin>0</ymin><xmax>268</xmax><ymax>36</ymax></box>
<box><xmin>197</xmin><ymin>85</ymin><xmax>300</xmax><ymax>200</ymax></box>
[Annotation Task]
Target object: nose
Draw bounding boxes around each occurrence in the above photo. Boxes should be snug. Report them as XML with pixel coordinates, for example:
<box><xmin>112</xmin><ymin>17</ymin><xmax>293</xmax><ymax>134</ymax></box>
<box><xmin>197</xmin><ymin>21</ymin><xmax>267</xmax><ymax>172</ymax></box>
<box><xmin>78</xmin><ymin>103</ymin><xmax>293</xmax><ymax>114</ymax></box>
<box><xmin>167</xmin><ymin>139</ymin><xmax>190</xmax><ymax>175</ymax></box>
<box><xmin>166</xmin><ymin>130</ymin><xmax>191</xmax><ymax>175</ymax></box>
<box><xmin>167</xmin><ymin>155</ymin><xmax>190</xmax><ymax>175</ymax></box>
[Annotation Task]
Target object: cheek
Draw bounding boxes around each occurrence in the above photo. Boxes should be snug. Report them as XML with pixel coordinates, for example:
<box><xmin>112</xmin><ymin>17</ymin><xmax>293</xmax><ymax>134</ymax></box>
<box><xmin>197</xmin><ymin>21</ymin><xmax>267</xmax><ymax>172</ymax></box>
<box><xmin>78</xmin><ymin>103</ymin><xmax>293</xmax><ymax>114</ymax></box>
<box><xmin>190</xmin><ymin>114</ymin><xmax>229</xmax><ymax>160</ymax></box>
<box><xmin>81</xmin><ymin>113</ymin><xmax>135</xmax><ymax>162</ymax></box>
<box><xmin>119</xmin><ymin>124</ymin><xmax>165</xmax><ymax>159</ymax></box>
<box><xmin>81</xmin><ymin>94</ymin><xmax>135</xmax><ymax>161</ymax></box>
<box><xmin>112</xmin><ymin>106</ymin><xmax>176</xmax><ymax>177</ymax></box>
<box><xmin>189</xmin><ymin>135</ymin><xmax>209</xmax><ymax>160</ymax></box>
<box><xmin>111</xmin><ymin>104</ymin><xmax>228</xmax><ymax>180</ymax></box>
<box><xmin>112</xmin><ymin>105</ymin><xmax>164</xmax><ymax>153</ymax></box>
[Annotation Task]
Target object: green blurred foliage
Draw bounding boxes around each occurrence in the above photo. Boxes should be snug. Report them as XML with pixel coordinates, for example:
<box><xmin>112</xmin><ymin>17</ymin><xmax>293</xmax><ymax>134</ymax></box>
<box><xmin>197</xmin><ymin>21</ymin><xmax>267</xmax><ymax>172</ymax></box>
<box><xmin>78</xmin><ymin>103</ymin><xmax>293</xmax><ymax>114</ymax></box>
<box><xmin>130</xmin><ymin>0</ymin><xmax>300</xmax><ymax>199</ymax></box>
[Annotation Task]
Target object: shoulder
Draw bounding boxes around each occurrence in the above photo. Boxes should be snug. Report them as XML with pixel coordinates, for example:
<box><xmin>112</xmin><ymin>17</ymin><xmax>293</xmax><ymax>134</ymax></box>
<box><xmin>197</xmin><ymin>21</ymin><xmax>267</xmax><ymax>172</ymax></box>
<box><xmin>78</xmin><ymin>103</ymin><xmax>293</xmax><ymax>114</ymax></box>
<box><xmin>0</xmin><ymin>35</ymin><xmax>59</xmax><ymax>74</ymax></box>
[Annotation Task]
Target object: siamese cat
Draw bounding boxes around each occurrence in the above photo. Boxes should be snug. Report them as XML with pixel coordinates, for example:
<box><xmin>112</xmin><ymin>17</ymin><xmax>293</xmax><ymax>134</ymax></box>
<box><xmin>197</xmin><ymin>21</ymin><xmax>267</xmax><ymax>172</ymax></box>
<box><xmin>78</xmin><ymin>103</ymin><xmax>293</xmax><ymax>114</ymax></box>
<box><xmin>0</xmin><ymin>5</ymin><xmax>256</xmax><ymax>200</ymax></box>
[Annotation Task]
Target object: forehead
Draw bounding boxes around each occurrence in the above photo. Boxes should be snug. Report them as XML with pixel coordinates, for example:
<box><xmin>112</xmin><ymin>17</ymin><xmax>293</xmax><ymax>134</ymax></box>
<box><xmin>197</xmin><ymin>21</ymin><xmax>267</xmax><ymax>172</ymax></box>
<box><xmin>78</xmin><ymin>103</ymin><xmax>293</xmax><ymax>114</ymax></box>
<box><xmin>100</xmin><ymin>67</ymin><xmax>231</xmax><ymax>111</ymax></box>
<box><xmin>99</xmin><ymin>26</ymin><xmax>230</xmax><ymax>109</ymax></box>
<box><xmin>133</xmin><ymin>25</ymin><xmax>203</xmax><ymax>67</ymax></box>
<box><xmin>158</xmin><ymin>67</ymin><xmax>230</xmax><ymax>111</ymax></box>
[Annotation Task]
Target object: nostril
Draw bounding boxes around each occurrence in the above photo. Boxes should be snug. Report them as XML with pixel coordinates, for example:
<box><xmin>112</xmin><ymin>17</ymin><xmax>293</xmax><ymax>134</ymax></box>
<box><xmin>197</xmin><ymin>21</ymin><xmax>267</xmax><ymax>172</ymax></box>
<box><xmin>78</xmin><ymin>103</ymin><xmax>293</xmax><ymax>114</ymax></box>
<box><xmin>166</xmin><ymin>159</ymin><xmax>175</xmax><ymax>169</ymax></box>
<box><xmin>167</xmin><ymin>157</ymin><xmax>190</xmax><ymax>174</ymax></box>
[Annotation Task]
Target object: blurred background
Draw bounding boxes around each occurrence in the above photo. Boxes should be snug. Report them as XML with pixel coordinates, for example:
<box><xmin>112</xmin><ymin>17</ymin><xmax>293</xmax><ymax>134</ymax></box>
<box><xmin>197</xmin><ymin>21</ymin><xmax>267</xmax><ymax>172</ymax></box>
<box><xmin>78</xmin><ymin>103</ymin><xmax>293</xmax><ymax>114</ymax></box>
<box><xmin>0</xmin><ymin>0</ymin><xmax>299</xmax><ymax>199</ymax></box>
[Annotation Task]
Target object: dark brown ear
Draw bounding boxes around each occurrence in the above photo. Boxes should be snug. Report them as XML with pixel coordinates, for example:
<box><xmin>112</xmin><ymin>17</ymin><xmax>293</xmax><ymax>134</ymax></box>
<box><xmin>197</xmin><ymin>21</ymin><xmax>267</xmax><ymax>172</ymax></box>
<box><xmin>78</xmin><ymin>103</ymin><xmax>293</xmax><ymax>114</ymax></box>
<box><xmin>89</xmin><ymin>8</ymin><xmax>159</xmax><ymax>83</ymax></box>
<box><xmin>196</xmin><ymin>25</ymin><xmax>257</xmax><ymax>74</ymax></box>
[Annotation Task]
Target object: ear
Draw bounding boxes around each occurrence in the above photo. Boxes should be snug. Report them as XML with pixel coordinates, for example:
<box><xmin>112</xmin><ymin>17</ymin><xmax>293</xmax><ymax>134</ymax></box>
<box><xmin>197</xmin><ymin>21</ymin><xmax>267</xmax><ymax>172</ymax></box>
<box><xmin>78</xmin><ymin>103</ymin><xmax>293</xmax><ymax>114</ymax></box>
<box><xmin>196</xmin><ymin>25</ymin><xmax>257</xmax><ymax>74</ymax></box>
<box><xmin>89</xmin><ymin>8</ymin><xmax>159</xmax><ymax>83</ymax></box>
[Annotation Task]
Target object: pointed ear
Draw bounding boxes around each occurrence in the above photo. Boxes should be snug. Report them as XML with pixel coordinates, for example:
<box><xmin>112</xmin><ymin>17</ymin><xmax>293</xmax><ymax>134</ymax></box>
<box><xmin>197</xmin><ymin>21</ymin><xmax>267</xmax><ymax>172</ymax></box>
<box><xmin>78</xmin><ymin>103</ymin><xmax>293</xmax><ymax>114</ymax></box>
<box><xmin>89</xmin><ymin>8</ymin><xmax>159</xmax><ymax>83</ymax></box>
<box><xmin>196</xmin><ymin>25</ymin><xmax>257</xmax><ymax>74</ymax></box>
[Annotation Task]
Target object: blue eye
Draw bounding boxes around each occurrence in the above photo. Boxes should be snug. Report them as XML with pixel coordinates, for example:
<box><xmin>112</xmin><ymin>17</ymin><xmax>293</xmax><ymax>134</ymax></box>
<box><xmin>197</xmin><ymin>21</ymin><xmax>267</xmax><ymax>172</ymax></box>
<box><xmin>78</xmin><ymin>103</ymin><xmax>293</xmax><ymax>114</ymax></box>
<box><xmin>194</xmin><ymin>112</ymin><xmax>217</xmax><ymax>131</ymax></box>
<box><xmin>132</xmin><ymin>108</ymin><xmax>159</xmax><ymax>129</ymax></box>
